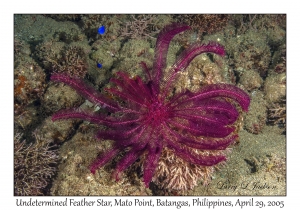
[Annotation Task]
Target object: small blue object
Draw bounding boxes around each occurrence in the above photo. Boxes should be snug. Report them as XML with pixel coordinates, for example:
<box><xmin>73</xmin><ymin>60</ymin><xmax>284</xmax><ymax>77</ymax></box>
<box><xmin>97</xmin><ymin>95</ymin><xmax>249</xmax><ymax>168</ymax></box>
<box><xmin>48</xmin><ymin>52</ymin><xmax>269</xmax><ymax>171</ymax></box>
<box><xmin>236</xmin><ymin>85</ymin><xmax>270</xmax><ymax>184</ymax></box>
<box><xmin>97</xmin><ymin>25</ymin><xmax>106</xmax><ymax>35</ymax></box>
<box><xmin>97</xmin><ymin>63</ymin><xmax>102</xmax><ymax>68</ymax></box>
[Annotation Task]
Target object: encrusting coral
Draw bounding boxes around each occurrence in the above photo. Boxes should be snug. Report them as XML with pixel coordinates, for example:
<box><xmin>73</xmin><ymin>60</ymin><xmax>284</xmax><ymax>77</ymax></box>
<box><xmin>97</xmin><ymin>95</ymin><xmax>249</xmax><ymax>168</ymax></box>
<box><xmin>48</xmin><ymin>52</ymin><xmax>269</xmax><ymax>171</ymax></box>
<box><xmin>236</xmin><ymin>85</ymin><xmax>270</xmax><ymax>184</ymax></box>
<box><xmin>50</xmin><ymin>23</ymin><xmax>250</xmax><ymax>190</ymax></box>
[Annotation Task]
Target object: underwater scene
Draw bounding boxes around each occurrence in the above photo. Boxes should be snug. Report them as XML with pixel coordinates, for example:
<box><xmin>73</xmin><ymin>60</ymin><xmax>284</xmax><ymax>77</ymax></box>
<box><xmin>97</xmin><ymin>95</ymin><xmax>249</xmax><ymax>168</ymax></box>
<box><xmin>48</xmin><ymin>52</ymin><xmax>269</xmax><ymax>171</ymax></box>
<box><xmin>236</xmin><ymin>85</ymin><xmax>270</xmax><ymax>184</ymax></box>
<box><xmin>14</xmin><ymin>14</ymin><xmax>286</xmax><ymax>196</ymax></box>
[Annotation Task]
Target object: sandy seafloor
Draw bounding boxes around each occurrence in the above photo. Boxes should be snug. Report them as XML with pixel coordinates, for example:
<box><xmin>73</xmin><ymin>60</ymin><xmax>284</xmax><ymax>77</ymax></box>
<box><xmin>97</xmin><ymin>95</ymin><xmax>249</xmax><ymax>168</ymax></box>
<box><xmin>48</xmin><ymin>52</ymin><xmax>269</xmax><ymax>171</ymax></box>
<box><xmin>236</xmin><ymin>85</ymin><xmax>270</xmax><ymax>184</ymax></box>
<box><xmin>13</xmin><ymin>14</ymin><xmax>286</xmax><ymax>196</ymax></box>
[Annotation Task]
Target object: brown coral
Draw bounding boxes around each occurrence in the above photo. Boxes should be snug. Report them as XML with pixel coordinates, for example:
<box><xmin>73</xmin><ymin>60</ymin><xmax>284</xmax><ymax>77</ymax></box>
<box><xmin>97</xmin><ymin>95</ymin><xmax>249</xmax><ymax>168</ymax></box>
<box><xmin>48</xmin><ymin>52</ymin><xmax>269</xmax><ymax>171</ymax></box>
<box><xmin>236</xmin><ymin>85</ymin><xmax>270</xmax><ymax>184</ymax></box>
<box><xmin>119</xmin><ymin>15</ymin><xmax>161</xmax><ymax>39</ymax></box>
<box><xmin>14</xmin><ymin>132</ymin><xmax>59</xmax><ymax>196</ymax></box>
<box><xmin>267</xmin><ymin>101</ymin><xmax>286</xmax><ymax>130</ymax></box>
<box><xmin>174</xmin><ymin>14</ymin><xmax>230</xmax><ymax>35</ymax></box>
<box><xmin>14</xmin><ymin>59</ymin><xmax>46</xmax><ymax>119</ymax></box>
<box><xmin>45</xmin><ymin>45</ymin><xmax>89</xmax><ymax>78</ymax></box>
<box><xmin>152</xmin><ymin>147</ymin><xmax>226</xmax><ymax>192</ymax></box>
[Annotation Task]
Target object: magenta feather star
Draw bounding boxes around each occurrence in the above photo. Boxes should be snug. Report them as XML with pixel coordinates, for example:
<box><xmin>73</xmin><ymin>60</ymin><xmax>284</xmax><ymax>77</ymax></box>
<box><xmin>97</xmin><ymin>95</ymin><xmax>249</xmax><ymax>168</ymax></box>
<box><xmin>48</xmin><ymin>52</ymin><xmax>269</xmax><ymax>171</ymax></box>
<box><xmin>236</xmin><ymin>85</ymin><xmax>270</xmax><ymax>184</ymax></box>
<box><xmin>51</xmin><ymin>23</ymin><xmax>250</xmax><ymax>188</ymax></box>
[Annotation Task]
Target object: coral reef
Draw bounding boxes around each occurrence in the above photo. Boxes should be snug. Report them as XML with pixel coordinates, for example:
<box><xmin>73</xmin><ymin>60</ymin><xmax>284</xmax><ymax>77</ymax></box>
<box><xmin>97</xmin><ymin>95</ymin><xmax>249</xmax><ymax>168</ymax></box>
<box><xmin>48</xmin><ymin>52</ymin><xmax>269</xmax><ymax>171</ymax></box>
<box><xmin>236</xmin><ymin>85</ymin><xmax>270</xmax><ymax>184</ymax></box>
<box><xmin>271</xmin><ymin>44</ymin><xmax>286</xmax><ymax>74</ymax></box>
<box><xmin>172</xmin><ymin>52</ymin><xmax>230</xmax><ymax>94</ymax></box>
<box><xmin>119</xmin><ymin>15</ymin><xmax>159</xmax><ymax>39</ymax></box>
<box><xmin>14</xmin><ymin>14</ymin><xmax>85</xmax><ymax>43</ymax></box>
<box><xmin>14</xmin><ymin>57</ymin><xmax>46</xmax><ymax>131</ymax></box>
<box><xmin>90</xmin><ymin>44</ymin><xmax>115</xmax><ymax>70</ymax></box>
<box><xmin>267</xmin><ymin>102</ymin><xmax>286</xmax><ymax>130</ymax></box>
<box><xmin>119</xmin><ymin>15</ymin><xmax>172</xmax><ymax>40</ymax></box>
<box><xmin>14</xmin><ymin>58</ymin><xmax>46</xmax><ymax>109</ymax></box>
<box><xmin>244</xmin><ymin>91</ymin><xmax>267</xmax><ymax>134</ymax></box>
<box><xmin>49</xmin><ymin>46</ymin><xmax>89</xmax><ymax>78</ymax></box>
<box><xmin>231</xmin><ymin>14</ymin><xmax>286</xmax><ymax>36</ymax></box>
<box><xmin>264</xmin><ymin>73</ymin><xmax>286</xmax><ymax>104</ymax></box>
<box><xmin>153</xmin><ymin>147</ymin><xmax>216</xmax><ymax>191</ymax></box>
<box><xmin>112</xmin><ymin>39</ymin><xmax>153</xmax><ymax>80</ymax></box>
<box><xmin>14</xmin><ymin>132</ymin><xmax>59</xmax><ymax>196</ymax></box>
<box><xmin>36</xmin><ymin>42</ymin><xmax>90</xmax><ymax>78</ymax></box>
<box><xmin>50</xmin><ymin>131</ymin><xmax>151</xmax><ymax>196</ymax></box>
<box><xmin>227</xmin><ymin>30</ymin><xmax>271</xmax><ymax>77</ymax></box>
<box><xmin>225</xmin><ymin>15</ymin><xmax>285</xmax><ymax>78</ymax></box>
<box><xmin>196</xmin><ymin>126</ymin><xmax>286</xmax><ymax>196</ymax></box>
<box><xmin>174</xmin><ymin>14</ymin><xmax>230</xmax><ymax>35</ymax></box>
<box><xmin>239</xmin><ymin>69</ymin><xmax>263</xmax><ymax>91</ymax></box>
<box><xmin>14</xmin><ymin>38</ymin><xmax>31</xmax><ymax>61</ymax></box>
<box><xmin>89</xmin><ymin>38</ymin><xmax>122</xmax><ymax>85</ymax></box>
<box><xmin>35</xmin><ymin>116</ymin><xmax>80</xmax><ymax>144</ymax></box>
<box><xmin>42</xmin><ymin>81</ymin><xmax>84</xmax><ymax>114</ymax></box>
<box><xmin>50</xmin><ymin>23</ymin><xmax>250</xmax><ymax>190</ymax></box>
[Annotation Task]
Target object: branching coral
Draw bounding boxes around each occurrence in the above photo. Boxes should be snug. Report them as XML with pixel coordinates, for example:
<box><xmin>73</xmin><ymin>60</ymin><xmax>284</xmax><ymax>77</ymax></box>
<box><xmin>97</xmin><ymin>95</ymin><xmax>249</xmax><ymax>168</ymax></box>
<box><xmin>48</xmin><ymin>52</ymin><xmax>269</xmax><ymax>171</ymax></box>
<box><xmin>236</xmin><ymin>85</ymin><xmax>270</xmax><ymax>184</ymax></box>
<box><xmin>14</xmin><ymin>132</ymin><xmax>59</xmax><ymax>195</ymax></box>
<box><xmin>50</xmin><ymin>23</ymin><xmax>250</xmax><ymax>190</ymax></box>
<box><xmin>119</xmin><ymin>15</ymin><xmax>160</xmax><ymax>39</ymax></box>
<box><xmin>174</xmin><ymin>14</ymin><xmax>230</xmax><ymax>35</ymax></box>
<box><xmin>44</xmin><ymin>45</ymin><xmax>89</xmax><ymax>78</ymax></box>
<box><xmin>153</xmin><ymin>147</ymin><xmax>216</xmax><ymax>191</ymax></box>
<box><xmin>268</xmin><ymin>101</ymin><xmax>286</xmax><ymax>130</ymax></box>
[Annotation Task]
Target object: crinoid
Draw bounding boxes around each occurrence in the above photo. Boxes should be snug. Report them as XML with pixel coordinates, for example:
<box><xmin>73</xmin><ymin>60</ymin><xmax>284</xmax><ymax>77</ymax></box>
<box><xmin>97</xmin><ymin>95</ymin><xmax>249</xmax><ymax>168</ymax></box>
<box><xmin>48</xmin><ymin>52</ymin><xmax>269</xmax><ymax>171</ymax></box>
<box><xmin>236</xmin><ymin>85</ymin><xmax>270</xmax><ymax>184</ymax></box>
<box><xmin>51</xmin><ymin>23</ymin><xmax>250</xmax><ymax>189</ymax></box>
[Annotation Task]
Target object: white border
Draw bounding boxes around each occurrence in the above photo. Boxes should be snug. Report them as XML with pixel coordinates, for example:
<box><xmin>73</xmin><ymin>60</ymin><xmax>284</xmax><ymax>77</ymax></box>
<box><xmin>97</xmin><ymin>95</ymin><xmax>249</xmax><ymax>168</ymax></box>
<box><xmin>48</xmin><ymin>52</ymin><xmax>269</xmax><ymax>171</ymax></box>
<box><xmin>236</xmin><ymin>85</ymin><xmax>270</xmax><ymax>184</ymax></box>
<box><xmin>2</xmin><ymin>0</ymin><xmax>298</xmax><ymax>208</ymax></box>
